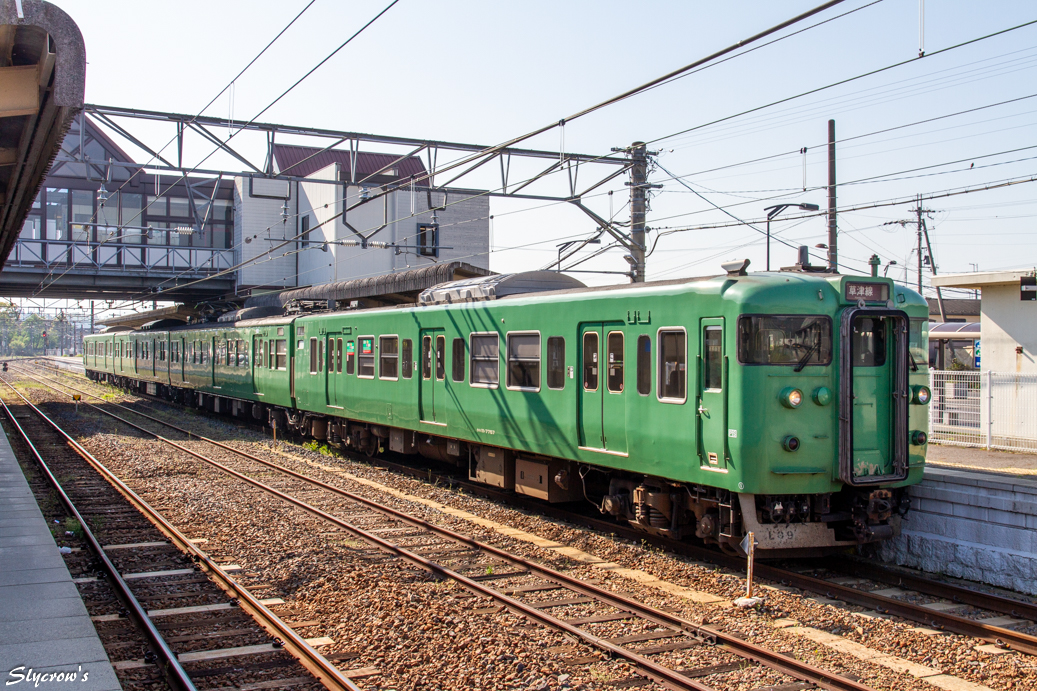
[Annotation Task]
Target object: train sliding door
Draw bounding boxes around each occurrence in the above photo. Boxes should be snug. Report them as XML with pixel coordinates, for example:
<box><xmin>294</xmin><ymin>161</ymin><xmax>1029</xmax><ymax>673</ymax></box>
<box><xmin>419</xmin><ymin>328</ymin><xmax>446</xmax><ymax>424</ymax></box>
<box><xmin>578</xmin><ymin>322</ymin><xmax>627</xmax><ymax>454</ymax></box>
<box><xmin>326</xmin><ymin>334</ymin><xmax>344</xmax><ymax>408</ymax></box>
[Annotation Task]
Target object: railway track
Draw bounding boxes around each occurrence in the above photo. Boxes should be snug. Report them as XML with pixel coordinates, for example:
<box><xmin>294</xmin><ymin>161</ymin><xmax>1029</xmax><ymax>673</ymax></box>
<box><xmin>7</xmin><ymin>364</ymin><xmax>878</xmax><ymax>691</ymax></box>
<box><xmin>0</xmin><ymin>377</ymin><xmax>358</xmax><ymax>691</ymax></box>
<box><xmin>22</xmin><ymin>363</ymin><xmax>1037</xmax><ymax>652</ymax></box>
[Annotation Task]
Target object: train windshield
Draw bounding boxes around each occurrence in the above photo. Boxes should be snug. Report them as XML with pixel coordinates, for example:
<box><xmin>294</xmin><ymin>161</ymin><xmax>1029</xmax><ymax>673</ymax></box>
<box><xmin>737</xmin><ymin>315</ymin><xmax>832</xmax><ymax>367</ymax></box>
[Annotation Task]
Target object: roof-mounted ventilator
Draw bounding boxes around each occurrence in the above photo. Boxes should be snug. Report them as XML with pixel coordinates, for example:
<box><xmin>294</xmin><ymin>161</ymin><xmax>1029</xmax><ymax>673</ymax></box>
<box><xmin>721</xmin><ymin>259</ymin><xmax>750</xmax><ymax>276</ymax></box>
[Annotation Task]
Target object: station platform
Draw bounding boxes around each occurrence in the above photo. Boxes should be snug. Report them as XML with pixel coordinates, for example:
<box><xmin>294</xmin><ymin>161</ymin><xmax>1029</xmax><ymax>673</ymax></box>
<box><xmin>881</xmin><ymin>445</ymin><xmax>1037</xmax><ymax>597</ymax></box>
<box><xmin>0</xmin><ymin>424</ymin><xmax>121</xmax><ymax>689</ymax></box>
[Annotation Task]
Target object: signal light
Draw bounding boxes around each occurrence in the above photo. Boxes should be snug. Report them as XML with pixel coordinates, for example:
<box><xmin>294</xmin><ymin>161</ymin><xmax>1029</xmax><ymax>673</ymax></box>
<box><xmin>812</xmin><ymin>386</ymin><xmax>832</xmax><ymax>406</ymax></box>
<box><xmin>911</xmin><ymin>430</ymin><xmax>928</xmax><ymax>446</ymax></box>
<box><xmin>780</xmin><ymin>387</ymin><xmax>803</xmax><ymax>408</ymax></box>
<box><xmin>782</xmin><ymin>435</ymin><xmax>800</xmax><ymax>452</ymax></box>
<box><xmin>912</xmin><ymin>385</ymin><xmax>931</xmax><ymax>405</ymax></box>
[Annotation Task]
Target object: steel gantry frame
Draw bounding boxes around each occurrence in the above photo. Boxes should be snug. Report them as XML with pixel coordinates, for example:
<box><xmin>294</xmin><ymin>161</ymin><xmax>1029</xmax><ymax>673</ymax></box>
<box><xmin>80</xmin><ymin>104</ymin><xmax>651</xmax><ymax>278</ymax></box>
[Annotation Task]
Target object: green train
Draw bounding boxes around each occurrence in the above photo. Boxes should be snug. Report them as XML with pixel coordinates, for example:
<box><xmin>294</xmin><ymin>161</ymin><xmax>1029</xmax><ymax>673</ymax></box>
<box><xmin>83</xmin><ymin>262</ymin><xmax>930</xmax><ymax>555</ymax></box>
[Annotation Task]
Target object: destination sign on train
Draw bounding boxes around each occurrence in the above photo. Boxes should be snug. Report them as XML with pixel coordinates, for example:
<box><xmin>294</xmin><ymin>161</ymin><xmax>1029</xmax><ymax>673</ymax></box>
<box><xmin>845</xmin><ymin>281</ymin><xmax>889</xmax><ymax>302</ymax></box>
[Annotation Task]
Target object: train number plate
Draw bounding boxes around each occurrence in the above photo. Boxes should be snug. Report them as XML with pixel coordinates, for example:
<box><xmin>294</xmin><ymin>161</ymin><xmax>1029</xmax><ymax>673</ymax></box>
<box><xmin>764</xmin><ymin>526</ymin><xmax>798</xmax><ymax>543</ymax></box>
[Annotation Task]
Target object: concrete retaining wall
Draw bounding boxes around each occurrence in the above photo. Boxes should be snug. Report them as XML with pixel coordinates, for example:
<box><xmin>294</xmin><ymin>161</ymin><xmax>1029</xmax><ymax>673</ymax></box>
<box><xmin>878</xmin><ymin>466</ymin><xmax>1037</xmax><ymax>596</ymax></box>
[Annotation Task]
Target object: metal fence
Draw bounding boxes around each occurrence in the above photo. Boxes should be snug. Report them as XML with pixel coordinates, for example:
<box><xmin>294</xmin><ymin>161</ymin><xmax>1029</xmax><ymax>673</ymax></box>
<box><xmin>929</xmin><ymin>370</ymin><xmax>1037</xmax><ymax>452</ymax></box>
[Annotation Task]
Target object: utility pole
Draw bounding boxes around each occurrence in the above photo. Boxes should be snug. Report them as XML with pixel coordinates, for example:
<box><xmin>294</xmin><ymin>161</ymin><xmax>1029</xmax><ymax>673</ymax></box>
<box><xmin>827</xmin><ymin>119</ymin><xmax>838</xmax><ymax>272</ymax></box>
<box><xmin>629</xmin><ymin>142</ymin><xmax>648</xmax><ymax>283</ymax></box>
<box><xmin>914</xmin><ymin>195</ymin><xmax>948</xmax><ymax>321</ymax></box>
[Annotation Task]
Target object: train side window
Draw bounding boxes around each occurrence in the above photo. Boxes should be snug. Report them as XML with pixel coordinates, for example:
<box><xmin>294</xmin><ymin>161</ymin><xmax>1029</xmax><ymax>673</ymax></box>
<box><xmin>309</xmin><ymin>338</ymin><xmax>318</xmax><ymax>374</ymax></box>
<box><xmin>336</xmin><ymin>338</ymin><xmax>343</xmax><ymax>373</ymax></box>
<box><xmin>507</xmin><ymin>332</ymin><xmax>540</xmax><ymax>391</ymax></box>
<box><xmin>435</xmin><ymin>336</ymin><xmax>446</xmax><ymax>381</ymax></box>
<box><xmin>583</xmin><ymin>332</ymin><xmax>599</xmax><ymax>392</ymax></box>
<box><xmin>451</xmin><ymin>338</ymin><xmax>465</xmax><ymax>382</ymax></box>
<box><xmin>470</xmin><ymin>333</ymin><xmax>499</xmax><ymax>387</ymax></box>
<box><xmin>380</xmin><ymin>336</ymin><xmax>399</xmax><ymax>380</ymax></box>
<box><xmin>346</xmin><ymin>341</ymin><xmax>355</xmax><ymax>375</ymax></box>
<box><xmin>703</xmin><ymin>326</ymin><xmax>722</xmax><ymax>390</ymax></box>
<box><xmin>422</xmin><ymin>336</ymin><xmax>432</xmax><ymax>379</ymax></box>
<box><xmin>275</xmin><ymin>339</ymin><xmax>287</xmax><ymax>370</ymax></box>
<box><xmin>188</xmin><ymin>342</ymin><xmax>194</xmax><ymax>364</ymax></box>
<box><xmin>658</xmin><ymin>329</ymin><xmax>687</xmax><ymax>403</ymax></box>
<box><xmin>268</xmin><ymin>340</ymin><xmax>274</xmax><ymax>369</ymax></box>
<box><xmin>607</xmin><ymin>332</ymin><xmax>624</xmax><ymax>393</ymax></box>
<box><xmin>318</xmin><ymin>339</ymin><xmax>324</xmax><ymax>373</ymax></box>
<box><xmin>636</xmin><ymin>335</ymin><xmax>651</xmax><ymax>395</ymax></box>
<box><xmin>357</xmin><ymin>336</ymin><xmax>375</xmax><ymax>378</ymax></box>
<box><xmin>326</xmin><ymin>338</ymin><xmax>334</xmax><ymax>372</ymax></box>
<box><xmin>401</xmin><ymin>339</ymin><xmax>413</xmax><ymax>379</ymax></box>
<box><xmin>547</xmin><ymin>336</ymin><xmax>565</xmax><ymax>390</ymax></box>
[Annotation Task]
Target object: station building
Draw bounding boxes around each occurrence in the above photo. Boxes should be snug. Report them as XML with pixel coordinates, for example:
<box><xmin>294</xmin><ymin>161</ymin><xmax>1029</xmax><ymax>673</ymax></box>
<box><xmin>4</xmin><ymin>115</ymin><xmax>489</xmax><ymax>302</ymax></box>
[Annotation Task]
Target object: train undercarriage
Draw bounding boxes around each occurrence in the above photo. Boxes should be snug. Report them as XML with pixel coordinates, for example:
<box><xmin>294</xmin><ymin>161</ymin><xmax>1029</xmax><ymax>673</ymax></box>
<box><xmin>89</xmin><ymin>371</ymin><xmax>908</xmax><ymax>556</ymax></box>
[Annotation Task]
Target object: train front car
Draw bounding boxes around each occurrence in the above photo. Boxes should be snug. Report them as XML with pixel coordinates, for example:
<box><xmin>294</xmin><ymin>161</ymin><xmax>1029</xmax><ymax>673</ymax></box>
<box><xmin>718</xmin><ymin>272</ymin><xmax>929</xmax><ymax>556</ymax></box>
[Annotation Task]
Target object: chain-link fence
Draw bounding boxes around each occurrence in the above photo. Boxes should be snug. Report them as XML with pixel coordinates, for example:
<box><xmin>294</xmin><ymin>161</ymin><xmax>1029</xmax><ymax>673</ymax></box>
<box><xmin>929</xmin><ymin>370</ymin><xmax>1037</xmax><ymax>452</ymax></box>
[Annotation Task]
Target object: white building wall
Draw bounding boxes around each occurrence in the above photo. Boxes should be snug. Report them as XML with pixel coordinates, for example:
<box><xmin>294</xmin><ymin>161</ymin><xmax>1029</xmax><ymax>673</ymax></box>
<box><xmin>295</xmin><ymin>171</ymin><xmax>490</xmax><ymax>287</ymax></box>
<box><xmin>981</xmin><ymin>284</ymin><xmax>1037</xmax><ymax>374</ymax></box>
<box><xmin>234</xmin><ymin>177</ymin><xmax>298</xmax><ymax>290</ymax></box>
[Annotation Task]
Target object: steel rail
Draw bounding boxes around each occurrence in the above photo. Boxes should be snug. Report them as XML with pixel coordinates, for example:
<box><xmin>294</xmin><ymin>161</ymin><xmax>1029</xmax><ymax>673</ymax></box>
<box><xmin>0</xmin><ymin>382</ymin><xmax>198</xmax><ymax>691</ymax></box>
<box><xmin>19</xmin><ymin>366</ymin><xmax>875</xmax><ymax>691</ymax></box>
<box><xmin>26</xmin><ymin>362</ymin><xmax>1037</xmax><ymax>656</ymax></box>
<box><xmin>0</xmin><ymin>374</ymin><xmax>360</xmax><ymax>691</ymax></box>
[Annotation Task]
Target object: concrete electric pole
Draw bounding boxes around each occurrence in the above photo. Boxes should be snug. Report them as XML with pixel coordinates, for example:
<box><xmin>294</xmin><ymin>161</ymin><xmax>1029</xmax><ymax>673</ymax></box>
<box><xmin>628</xmin><ymin>142</ymin><xmax>649</xmax><ymax>283</ymax></box>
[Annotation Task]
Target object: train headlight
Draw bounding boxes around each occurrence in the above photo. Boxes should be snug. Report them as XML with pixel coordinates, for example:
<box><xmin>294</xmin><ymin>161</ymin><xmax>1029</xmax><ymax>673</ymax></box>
<box><xmin>911</xmin><ymin>430</ymin><xmax>928</xmax><ymax>446</ymax></box>
<box><xmin>812</xmin><ymin>386</ymin><xmax>832</xmax><ymax>406</ymax></box>
<box><xmin>780</xmin><ymin>387</ymin><xmax>803</xmax><ymax>409</ymax></box>
<box><xmin>912</xmin><ymin>385</ymin><xmax>931</xmax><ymax>405</ymax></box>
<box><xmin>782</xmin><ymin>435</ymin><xmax>800</xmax><ymax>452</ymax></box>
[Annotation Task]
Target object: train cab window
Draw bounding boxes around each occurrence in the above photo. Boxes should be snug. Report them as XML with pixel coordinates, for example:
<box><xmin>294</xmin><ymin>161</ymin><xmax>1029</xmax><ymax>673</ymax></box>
<box><xmin>358</xmin><ymin>337</ymin><xmax>375</xmax><ymax>378</ymax></box>
<box><xmin>703</xmin><ymin>326</ymin><xmax>722</xmax><ymax>390</ymax></box>
<box><xmin>582</xmin><ymin>332</ymin><xmax>599</xmax><ymax>391</ymax></box>
<box><xmin>309</xmin><ymin>338</ymin><xmax>319</xmax><ymax>374</ymax></box>
<box><xmin>275</xmin><ymin>339</ymin><xmax>287</xmax><ymax>370</ymax></box>
<box><xmin>658</xmin><ymin>329</ymin><xmax>687</xmax><ymax>403</ymax></box>
<box><xmin>607</xmin><ymin>332</ymin><xmax>624</xmax><ymax>393</ymax></box>
<box><xmin>547</xmin><ymin>336</ymin><xmax>565</xmax><ymax>390</ymax></box>
<box><xmin>507</xmin><ymin>333</ymin><xmax>540</xmax><ymax>391</ymax></box>
<box><xmin>401</xmin><ymin>339</ymin><xmax>413</xmax><ymax>379</ymax></box>
<box><xmin>451</xmin><ymin>338</ymin><xmax>465</xmax><ymax>382</ymax></box>
<box><xmin>380</xmin><ymin>336</ymin><xmax>399</xmax><ymax>380</ymax></box>
<box><xmin>851</xmin><ymin>316</ymin><xmax>886</xmax><ymax>367</ymax></box>
<box><xmin>336</xmin><ymin>338</ymin><xmax>343</xmax><ymax>373</ymax></box>
<box><xmin>470</xmin><ymin>333</ymin><xmax>499</xmax><ymax>387</ymax></box>
<box><xmin>737</xmin><ymin>315</ymin><xmax>832</xmax><ymax>367</ymax></box>
<box><xmin>346</xmin><ymin>340</ymin><xmax>355</xmax><ymax>375</ymax></box>
<box><xmin>908</xmin><ymin>319</ymin><xmax>927</xmax><ymax>371</ymax></box>
<box><xmin>636</xmin><ymin>335</ymin><xmax>651</xmax><ymax>395</ymax></box>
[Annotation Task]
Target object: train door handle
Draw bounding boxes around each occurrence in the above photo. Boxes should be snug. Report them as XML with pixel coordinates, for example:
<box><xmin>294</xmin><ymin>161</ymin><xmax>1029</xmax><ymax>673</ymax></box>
<box><xmin>698</xmin><ymin>404</ymin><xmax>709</xmax><ymax>415</ymax></box>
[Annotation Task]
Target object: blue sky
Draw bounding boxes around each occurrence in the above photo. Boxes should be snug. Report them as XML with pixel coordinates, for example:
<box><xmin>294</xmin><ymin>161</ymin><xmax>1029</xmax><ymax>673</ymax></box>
<box><xmin>55</xmin><ymin>0</ymin><xmax>1037</xmax><ymax>293</ymax></box>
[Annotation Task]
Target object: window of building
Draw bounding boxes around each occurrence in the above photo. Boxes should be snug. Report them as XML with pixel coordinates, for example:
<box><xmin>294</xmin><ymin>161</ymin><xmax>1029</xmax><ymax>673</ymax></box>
<box><xmin>346</xmin><ymin>340</ymin><xmax>355</xmax><ymax>374</ymax></box>
<box><xmin>703</xmin><ymin>326</ymin><xmax>722</xmax><ymax>390</ymax></box>
<box><xmin>636</xmin><ymin>335</ymin><xmax>651</xmax><ymax>395</ymax></box>
<box><xmin>470</xmin><ymin>333</ymin><xmax>499</xmax><ymax>387</ymax></box>
<box><xmin>417</xmin><ymin>223</ymin><xmax>438</xmax><ymax>257</ymax></box>
<box><xmin>546</xmin><ymin>337</ymin><xmax>565</xmax><ymax>390</ymax></box>
<box><xmin>583</xmin><ymin>332</ymin><xmax>598</xmax><ymax>391</ymax></box>
<box><xmin>452</xmin><ymin>338</ymin><xmax>465</xmax><ymax>382</ymax></box>
<box><xmin>658</xmin><ymin>329</ymin><xmax>687</xmax><ymax>402</ymax></box>
<box><xmin>507</xmin><ymin>333</ymin><xmax>540</xmax><ymax>391</ymax></box>
<box><xmin>358</xmin><ymin>336</ymin><xmax>375</xmax><ymax>378</ymax></box>
<box><xmin>607</xmin><ymin>332</ymin><xmax>624</xmax><ymax>393</ymax></box>
<box><xmin>380</xmin><ymin>336</ymin><xmax>399</xmax><ymax>380</ymax></box>
<box><xmin>275</xmin><ymin>339</ymin><xmax>287</xmax><ymax>370</ymax></box>
<box><xmin>401</xmin><ymin>339</ymin><xmax>413</xmax><ymax>379</ymax></box>
<box><xmin>301</xmin><ymin>215</ymin><xmax>310</xmax><ymax>248</ymax></box>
